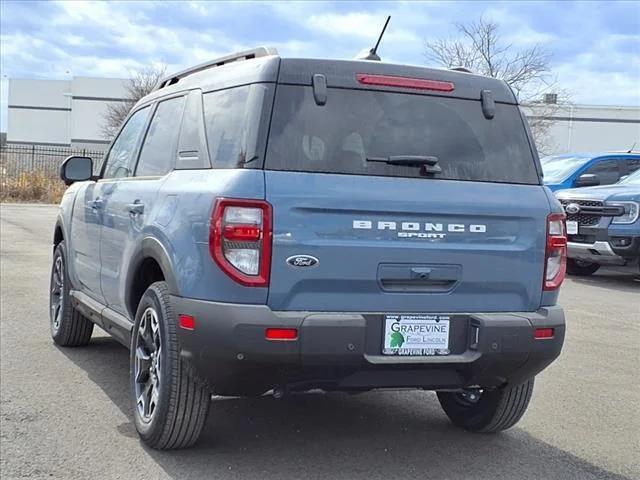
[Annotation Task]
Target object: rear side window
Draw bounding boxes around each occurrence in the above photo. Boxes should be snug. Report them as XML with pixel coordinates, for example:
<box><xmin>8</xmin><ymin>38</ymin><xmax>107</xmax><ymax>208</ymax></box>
<box><xmin>202</xmin><ymin>84</ymin><xmax>274</xmax><ymax>169</ymax></box>
<box><xmin>136</xmin><ymin>96</ymin><xmax>186</xmax><ymax>177</ymax></box>
<box><xmin>265</xmin><ymin>86</ymin><xmax>539</xmax><ymax>185</ymax></box>
<box><xmin>203</xmin><ymin>87</ymin><xmax>250</xmax><ymax>168</ymax></box>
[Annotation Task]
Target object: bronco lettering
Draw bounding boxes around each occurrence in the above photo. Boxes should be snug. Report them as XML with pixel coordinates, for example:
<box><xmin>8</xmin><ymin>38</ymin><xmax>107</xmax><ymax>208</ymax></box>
<box><xmin>353</xmin><ymin>220</ymin><xmax>487</xmax><ymax>233</ymax></box>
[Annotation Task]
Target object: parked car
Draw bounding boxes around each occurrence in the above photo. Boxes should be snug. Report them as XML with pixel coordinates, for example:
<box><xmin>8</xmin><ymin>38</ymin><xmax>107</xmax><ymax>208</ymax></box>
<box><xmin>50</xmin><ymin>47</ymin><xmax>566</xmax><ymax>449</ymax></box>
<box><xmin>556</xmin><ymin>169</ymin><xmax>640</xmax><ymax>275</ymax></box>
<box><xmin>541</xmin><ymin>152</ymin><xmax>640</xmax><ymax>192</ymax></box>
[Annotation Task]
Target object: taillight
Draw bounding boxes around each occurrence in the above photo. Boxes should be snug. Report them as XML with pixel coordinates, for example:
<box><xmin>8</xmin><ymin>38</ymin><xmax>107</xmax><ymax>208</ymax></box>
<box><xmin>210</xmin><ymin>198</ymin><xmax>272</xmax><ymax>287</ymax></box>
<box><xmin>544</xmin><ymin>213</ymin><xmax>567</xmax><ymax>290</ymax></box>
<box><xmin>356</xmin><ymin>73</ymin><xmax>455</xmax><ymax>92</ymax></box>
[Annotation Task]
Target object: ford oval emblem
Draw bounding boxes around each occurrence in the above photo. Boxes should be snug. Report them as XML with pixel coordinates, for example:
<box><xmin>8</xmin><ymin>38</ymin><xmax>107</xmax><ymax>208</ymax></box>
<box><xmin>286</xmin><ymin>255</ymin><xmax>319</xmax><ymax>268</ymax></box>
<box><xmin>565</xmin><ymin>203</ymin><xmax>581</xmax><ymax>215</ymax></box>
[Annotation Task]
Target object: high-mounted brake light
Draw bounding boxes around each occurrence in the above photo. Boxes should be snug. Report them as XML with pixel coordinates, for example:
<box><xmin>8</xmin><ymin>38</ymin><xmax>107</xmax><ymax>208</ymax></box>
<box><xmin>356</xmin><ymin>73</ymin><xmax>455</xmax><ymax>92</ymax></box>
<box><xmin>543</xmin><ymin>213</ymin><xmax>567</xmax><ymax>291</ymax></box>
<box><xmin>210</xmin><ymin>198</ymin><xmax>272</xmax><ymax>287</ymax></box>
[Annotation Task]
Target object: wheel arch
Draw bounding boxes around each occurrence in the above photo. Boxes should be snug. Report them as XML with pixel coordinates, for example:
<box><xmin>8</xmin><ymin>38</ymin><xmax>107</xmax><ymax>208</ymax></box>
<box><xmin>53</xmin><ymin>219</ymin><xmax>65</xmax><ymax>250</ymax></box>
<box><xmin>125</xmin><ymin>237</ymin><xmax>180</xmax><ymax>320</ymax></box>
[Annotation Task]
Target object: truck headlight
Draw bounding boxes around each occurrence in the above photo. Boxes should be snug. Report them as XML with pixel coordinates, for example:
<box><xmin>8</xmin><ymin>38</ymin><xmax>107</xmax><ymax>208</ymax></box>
<box><xmin>607</xmin><ymin>201</ymin><xmax>639</xmax><ymax>224</ymax></box>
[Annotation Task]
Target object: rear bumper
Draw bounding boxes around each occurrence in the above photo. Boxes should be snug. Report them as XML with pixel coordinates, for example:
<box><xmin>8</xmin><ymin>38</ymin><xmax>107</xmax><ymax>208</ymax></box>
<box><xmin>171</xmin><ymin>296</ymin><xmax>565</xmax><ymax>395</ymax></box>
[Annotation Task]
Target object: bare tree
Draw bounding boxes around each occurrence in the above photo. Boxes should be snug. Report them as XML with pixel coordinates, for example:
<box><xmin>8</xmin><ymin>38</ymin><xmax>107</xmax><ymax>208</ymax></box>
<box><xmin>101</xmin><ymin>66</ymin><xmax>166</xmax><ymax>140</ymax></box>
<box><xmin>425</xmin><ymin>18</ymin><xmax>567</xmax><ymax>154</ymax></box>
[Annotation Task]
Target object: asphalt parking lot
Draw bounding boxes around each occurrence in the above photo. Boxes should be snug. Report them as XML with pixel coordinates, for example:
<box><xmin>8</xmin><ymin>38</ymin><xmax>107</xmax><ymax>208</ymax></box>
<box><xmin>1</xmin><ymin>203</ymin><xmax>638</xmax><ymax>480</ymax></box>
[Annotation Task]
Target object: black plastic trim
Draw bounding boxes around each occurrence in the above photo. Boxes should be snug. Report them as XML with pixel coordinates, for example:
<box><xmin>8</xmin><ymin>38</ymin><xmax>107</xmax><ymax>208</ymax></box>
<box><xmin>70</xmin><ymin>290</ymin><xmax>131</xmax><ymax>347</ymax></box>
<box><xmin>170</xmin><ymin>296</ymin><xmax>565</xmax><ymax>395</ymax></box>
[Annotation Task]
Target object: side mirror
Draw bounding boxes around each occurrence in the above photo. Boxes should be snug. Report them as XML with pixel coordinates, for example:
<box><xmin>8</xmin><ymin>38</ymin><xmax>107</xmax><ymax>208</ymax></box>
<box><xmin>60</xmin><ymin>156</ymin><xmax>94</xmax><ymax>185</ymax></box>
<box><xmin>576</xmin><ymin>173</ymin><xmax>600</xmax><ymax>187</ymax></box>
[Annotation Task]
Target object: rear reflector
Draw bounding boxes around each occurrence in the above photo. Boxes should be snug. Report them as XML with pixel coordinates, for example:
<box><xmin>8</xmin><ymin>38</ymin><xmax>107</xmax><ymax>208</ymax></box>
<box><xmin>356</xmin><ymin>73</ymin><xmax>455</xmax><ymax>92</ymax></box>
<box><xmin>265</xmin><ymin>328</ymin><xmax>298</xmax><ymax>341</ymax></box>
<box><xmin>534</xmin><ymin>328</ymin><xmax>554</xmax><ymax>339</ymax></box>
<box><xmin>179</xmin><ymin>314</ymin><xmax>196</xmax><ymax>331</ymax></box>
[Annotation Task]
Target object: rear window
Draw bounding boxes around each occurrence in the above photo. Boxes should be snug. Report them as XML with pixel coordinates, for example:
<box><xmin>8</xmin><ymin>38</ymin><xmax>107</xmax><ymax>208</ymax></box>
<box><xmin>265</xmin><ymin>86</ymin><xmax>539</xmax><ymax>184</ymax></box>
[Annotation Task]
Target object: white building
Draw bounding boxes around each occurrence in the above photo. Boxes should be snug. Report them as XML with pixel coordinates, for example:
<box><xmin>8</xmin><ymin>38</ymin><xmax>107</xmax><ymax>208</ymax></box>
<box><xmin>6</xmin><ymin>76</ymin><xmax>127</xmax><ymax>150</ymax></box>
<box><xmin>5</xmin><ymin>76</ymin><xmax>640</xmax><ymax>155</ymax></box>
<box><xmin>523</xmin><ymin>102</ymin><xmax>640</xmax><ymax>155</ymax></box>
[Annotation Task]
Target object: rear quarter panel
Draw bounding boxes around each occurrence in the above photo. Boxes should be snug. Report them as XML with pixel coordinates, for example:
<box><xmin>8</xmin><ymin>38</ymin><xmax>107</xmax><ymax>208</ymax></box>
<box><xmin>155</xmin><ymin>169</ymin><xmax>267</xmax><ymax>304</ymax></box>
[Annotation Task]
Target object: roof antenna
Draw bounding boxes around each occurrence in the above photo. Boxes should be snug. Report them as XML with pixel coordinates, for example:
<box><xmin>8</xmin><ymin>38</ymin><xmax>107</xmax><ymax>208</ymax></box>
<box><xmin>628</xmin><ymin>141</ymin><xmax>637</xmax><ymax>153</ymax></box>
<box><xmin>356</xmin><ymin>16</ymin><xmax>391</xmax><ymax>61</ymax></box>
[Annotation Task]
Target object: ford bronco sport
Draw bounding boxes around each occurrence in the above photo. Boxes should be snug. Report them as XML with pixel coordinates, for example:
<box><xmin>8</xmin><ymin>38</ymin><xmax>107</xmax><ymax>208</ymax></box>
<box><xmin>50</xmin><ymin>47</ymin><xmax>566</xmax><ymax>449</ymax></box>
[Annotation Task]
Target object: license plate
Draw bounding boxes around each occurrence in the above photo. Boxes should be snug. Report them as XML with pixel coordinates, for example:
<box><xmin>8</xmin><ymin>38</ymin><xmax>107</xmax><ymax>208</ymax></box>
<box><xmin>383</xmin><ymin>314</ymin><xmax>450</xmax><ymax>356</ymax></box>
<box><xmin>567</xmin><ymin>221</ymin><xmax>578</xmax><ymax>235</ymax></box>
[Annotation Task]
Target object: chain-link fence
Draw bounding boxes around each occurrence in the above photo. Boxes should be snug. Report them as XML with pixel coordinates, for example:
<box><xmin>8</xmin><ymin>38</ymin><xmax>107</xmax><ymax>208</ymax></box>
<box><xmin>0</xmin><ymin>144</ymin><xmax>105</xmax><ymax>203</ymax></box>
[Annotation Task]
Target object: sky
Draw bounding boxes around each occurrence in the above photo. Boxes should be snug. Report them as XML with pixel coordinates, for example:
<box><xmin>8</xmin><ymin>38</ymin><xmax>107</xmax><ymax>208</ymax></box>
<box><xmin>1</xmin><ymin>0</ymin><xmax>639</xmax><ymax>130</ymax></box>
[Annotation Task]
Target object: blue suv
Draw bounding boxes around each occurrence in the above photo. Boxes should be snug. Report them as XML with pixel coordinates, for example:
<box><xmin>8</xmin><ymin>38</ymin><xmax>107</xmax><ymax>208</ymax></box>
<box><xmin>50</xmin><ymin>48</ymin><xmax>566</xmax><ymax>449</ymax></box>
<box><xmin>541</xmin><ymin>152</ymin><xmax>640</xmax><ymax>192</ymax></box>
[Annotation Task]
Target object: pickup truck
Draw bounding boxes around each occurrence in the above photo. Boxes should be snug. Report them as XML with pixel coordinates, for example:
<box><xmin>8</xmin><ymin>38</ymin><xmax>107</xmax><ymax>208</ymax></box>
<box><xmin>557</xmin><ymin>169</ymin><xmax>640</xmax><ymax>275</ymax></box>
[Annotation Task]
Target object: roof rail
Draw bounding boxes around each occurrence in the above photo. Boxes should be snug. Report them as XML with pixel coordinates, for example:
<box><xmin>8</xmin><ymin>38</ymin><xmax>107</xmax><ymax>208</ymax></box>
<box><xmin>154</xmin><ymin>46</ymin><xmax>279</xmax><ymax>91</ymax></box>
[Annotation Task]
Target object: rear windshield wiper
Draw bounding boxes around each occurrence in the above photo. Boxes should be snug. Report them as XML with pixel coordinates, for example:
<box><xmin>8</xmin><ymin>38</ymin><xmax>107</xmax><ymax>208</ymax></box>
<box><xmin>366</xmin><ymin>155</ymin><xmax>442</xmax><ymax>174</ymax></box>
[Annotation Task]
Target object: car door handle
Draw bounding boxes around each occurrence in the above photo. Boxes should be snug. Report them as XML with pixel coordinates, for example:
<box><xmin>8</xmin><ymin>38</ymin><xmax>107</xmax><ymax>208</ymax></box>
<box><xmin>87</xmin><ymin>199</ymin><xmax>103</xmax><ymax>210</ymax></box>
<box><xmin>128</xmin><ymin>202</ymin><xmax>145</xmax><ymax>215</ymax></box>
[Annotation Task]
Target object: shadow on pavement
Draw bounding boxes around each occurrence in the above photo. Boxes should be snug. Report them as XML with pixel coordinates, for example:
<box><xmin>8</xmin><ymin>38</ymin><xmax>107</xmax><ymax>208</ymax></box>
<box><xmin>59</xmin><ymin>336</ymin><xmax>631</xmax><ymax>480</ymax></box>
<box><xmin>568</xmin><ymin>268</ymin><xmax>640</xmax><ymax>294</ymax></box>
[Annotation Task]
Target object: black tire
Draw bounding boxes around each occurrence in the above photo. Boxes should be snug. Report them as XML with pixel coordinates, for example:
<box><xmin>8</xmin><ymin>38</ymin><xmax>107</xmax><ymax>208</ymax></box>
<box><xmin>566</xmin><ymin>258</ymin><xmax>600</xmax><ymax>276</ymax></box>
<box><xmin>49</xmin><ymin>242</ymin><xmax>93</xmax><ymax>347</ymax></box>
<box><xmin>130</xmin><ymin>281</ymin><xmax>210</xmax><ymax>449</ymax></box>
<box><xmin>437</xmin><ymin>379</ymin><xmax>534</xmax><ymax>433</ymax></box>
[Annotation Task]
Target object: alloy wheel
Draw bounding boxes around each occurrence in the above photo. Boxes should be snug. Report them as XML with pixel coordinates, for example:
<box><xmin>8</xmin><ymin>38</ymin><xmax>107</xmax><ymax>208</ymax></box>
<box><xmin>50</xmin><ymin>255</ymin><xmax>64</xmax><ymax>335</ymax></box>
<box><xmin>134</xmin><ymin>307</ymin><xmax>163</xmax><ymax>422</ymax></box>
